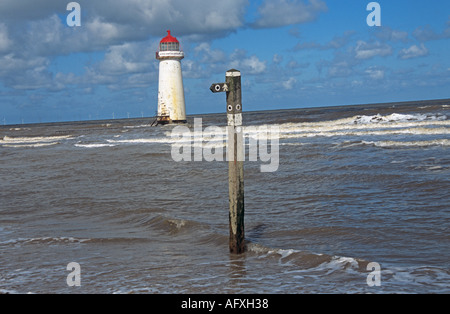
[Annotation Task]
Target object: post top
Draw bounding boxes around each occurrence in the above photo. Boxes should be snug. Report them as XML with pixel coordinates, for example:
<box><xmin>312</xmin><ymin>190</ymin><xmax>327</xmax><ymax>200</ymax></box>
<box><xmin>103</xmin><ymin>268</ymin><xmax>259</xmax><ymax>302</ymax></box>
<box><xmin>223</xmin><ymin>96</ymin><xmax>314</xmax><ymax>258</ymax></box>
<box><xmin>226</xmin><ymin>69</ymin><xmax>241</xmax><ymax>77</ymax></box>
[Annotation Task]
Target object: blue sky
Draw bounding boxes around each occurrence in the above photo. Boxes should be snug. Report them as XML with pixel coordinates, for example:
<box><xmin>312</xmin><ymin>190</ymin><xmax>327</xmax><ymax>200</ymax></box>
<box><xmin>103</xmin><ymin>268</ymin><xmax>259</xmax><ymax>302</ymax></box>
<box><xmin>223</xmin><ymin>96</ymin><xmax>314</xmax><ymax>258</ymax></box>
<box><xmin>0</xmin><ymin>0</ymin><xmax>449</xmax><ymax>124</ymax></box>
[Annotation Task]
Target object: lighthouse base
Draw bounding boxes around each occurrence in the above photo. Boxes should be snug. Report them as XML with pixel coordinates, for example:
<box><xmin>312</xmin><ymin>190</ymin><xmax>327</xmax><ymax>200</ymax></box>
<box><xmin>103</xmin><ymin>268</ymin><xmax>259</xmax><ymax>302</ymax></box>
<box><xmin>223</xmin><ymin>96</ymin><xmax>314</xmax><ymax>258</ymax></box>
<box><xmin>155</xmin><ymin>116</ymin><xmax>187</xmax><ymax>125</ymax></box>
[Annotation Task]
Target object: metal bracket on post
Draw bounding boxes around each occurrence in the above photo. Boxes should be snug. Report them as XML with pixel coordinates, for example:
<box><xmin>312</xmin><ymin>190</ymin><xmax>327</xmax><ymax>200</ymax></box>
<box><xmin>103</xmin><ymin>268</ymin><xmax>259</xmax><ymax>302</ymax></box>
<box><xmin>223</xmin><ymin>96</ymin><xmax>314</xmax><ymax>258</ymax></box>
<box><xmin>210</xmin><ymin>69</ymin><xmax>245</xmax><ymax>254</ymax></box>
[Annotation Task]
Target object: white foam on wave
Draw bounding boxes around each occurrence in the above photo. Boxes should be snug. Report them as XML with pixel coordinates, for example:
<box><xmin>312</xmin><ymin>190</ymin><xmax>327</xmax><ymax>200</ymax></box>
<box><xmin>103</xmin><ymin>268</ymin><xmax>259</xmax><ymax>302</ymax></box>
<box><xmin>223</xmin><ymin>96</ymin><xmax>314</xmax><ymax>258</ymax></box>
<box><xmin>248</xmin><ymin>243</ymin><xmax>362</xmax><ymax>272</ymax></box>
<box><xmin>381</xmin><ymin>265</ymin><xmax>450</xmax><ymax>292</ymax></box>
<box><xmin>75</xmin><ymin>143</ymin><xmax>117</xmax><ymax>148</ymax></box>
<box><xmin>1</xmin><ymin>135</ymin><xmax>74</xmax><ymax>148</ymax></box>
<box><xmin>280</xmin><ymin>127</ymin><xmax>450</xmax><ymax>139</ymax></box>
<box><xmin>65</xmin><ymin>112</ymin><xmax>448</xmax><ymax>149</ymax></box>
<box><xmin>325</xmin><ymin>256</ymin><xmax>360</xmax><ymax>270</ymax></box>
<box><xmin>364</xmin><ymin>139</ymin><xmax>450</xmax><ymax>148</ymax></box>
<box><xmin>248</xmin><ymin>242</ymin><xmax>450</xmax><ymax>292</ymax></box>
<box><xmin>9</xmin><ymin>128</ymin><xmax>31</xmax><ymax>131</ymax></box>
<box><xmin>107</xmin><ymin>137</ymin><xmax>172</xmax><ymax>144</ymax></box>
<box><xmin>270</xmin><ymin>248</ymin><xmax>297</xmax><ymax>259</ymax></box>
<box><xmin>272</xmin><ymin>113</ymin><xmax>449</xmax><ymax>141</ymax></box>
<box><xmin>123</xmin><ymin>124</ymin><xmax>153</xmax><ymax>129</ymax></box>
<box><xmin>2</xmin><ymin>142</ymin><xmax>61</xmax><ymax>148</ymax></box>
<box><xmin>1</xmin><ymin>135</ymin><xmax>73</xmax><ymax>143</ymax></box>
<box><xmin>353</xmin><ymin>113</ymin><xmax>445</xmax><ymax>124</ymax></box>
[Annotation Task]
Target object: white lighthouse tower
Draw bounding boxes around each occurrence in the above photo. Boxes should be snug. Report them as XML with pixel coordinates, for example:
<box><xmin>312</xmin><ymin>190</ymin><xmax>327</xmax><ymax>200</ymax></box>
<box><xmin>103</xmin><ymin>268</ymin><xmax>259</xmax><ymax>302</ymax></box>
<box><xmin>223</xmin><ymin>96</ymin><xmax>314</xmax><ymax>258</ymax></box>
<box><xmin>155</xmin><ymin>30</ymin><xmax>187</xmax><ymax>124</ymax></box>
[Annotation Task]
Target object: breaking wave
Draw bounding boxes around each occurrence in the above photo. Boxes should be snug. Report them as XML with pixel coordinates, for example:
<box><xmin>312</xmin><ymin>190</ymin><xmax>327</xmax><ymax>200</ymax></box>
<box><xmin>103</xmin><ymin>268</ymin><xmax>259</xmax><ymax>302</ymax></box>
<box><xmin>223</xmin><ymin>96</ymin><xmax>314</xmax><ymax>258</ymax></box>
<box><xmin>275</xmin><ymin>113</ymin><xmax>449</xmax><ymax>139</ymax></box>
<box><xmin>0</xmin><ymin>135</ymin><xmax>73</xmax><ymax>148</ymax></box>
<box><xmin>61</xmin><ymin>112</ymin><xmax>450</xmax><ymax>150</ymax></box>
<box><xmin>364</xmin><ymin>139</ymin><xmax>450</xmax><ymax>148</ymax></box>
<box><xmin>74</xmin><ymin>143</ymin><xmax>117</xmax><ymax>148</ymax></box>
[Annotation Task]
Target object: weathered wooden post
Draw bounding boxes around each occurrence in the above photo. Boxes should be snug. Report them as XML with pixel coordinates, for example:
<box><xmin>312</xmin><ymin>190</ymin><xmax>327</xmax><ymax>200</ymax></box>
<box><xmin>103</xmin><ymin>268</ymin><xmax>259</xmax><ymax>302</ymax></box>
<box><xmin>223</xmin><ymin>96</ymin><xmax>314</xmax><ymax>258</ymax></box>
<box><xmin>210</xmin><ymin>69</ymin><xmax>245</xmax><ymax>254</ymax></box>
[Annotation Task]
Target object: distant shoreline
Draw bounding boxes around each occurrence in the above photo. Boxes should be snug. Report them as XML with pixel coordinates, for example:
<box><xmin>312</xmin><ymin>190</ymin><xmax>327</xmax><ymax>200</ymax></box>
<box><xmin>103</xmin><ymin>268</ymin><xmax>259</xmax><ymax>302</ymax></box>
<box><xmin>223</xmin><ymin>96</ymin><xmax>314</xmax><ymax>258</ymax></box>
<box><xmin>1</xmin><ymin>97</ymin><xmax>449</xmax><ymax>128</ymax></box>
<box><xmin>237</xmin><ymin>97</ymin><xmax>450</xmax><ymax>116</ymax></box>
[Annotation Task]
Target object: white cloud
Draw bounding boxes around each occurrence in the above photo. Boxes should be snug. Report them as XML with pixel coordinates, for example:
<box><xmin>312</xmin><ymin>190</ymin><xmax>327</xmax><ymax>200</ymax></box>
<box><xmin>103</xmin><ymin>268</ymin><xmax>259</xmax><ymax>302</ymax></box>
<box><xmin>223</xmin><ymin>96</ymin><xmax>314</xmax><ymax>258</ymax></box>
<box><xmin>354</xmin><ymin>41</ymin><xmax>392</xmax><ymax>60</ymax></box>
<box><xmin>97</xmin><ymin>43</ymin><xmax>152</xmax><ymax>75</ymax></box>
<box><xmin>295</xmin><ymin>31</ymin><xmax>356</xmax><ymax>51</ymax></box>
<box><xmin>398</xmin><ymin>44</ymin><xmax>429</xmax><ymax>60</ymax></box>
<box><xmin>0</xmin><ymin>0</ymin><xmax>63</xmax><ymax>21</ymax></box>
<box><xmin>0</xmin><ymin>53</ymin><xmax>53</xmax><ymax>90</ymax></box>
<box><xmin>80</xmin><ymin>40</ymin><xmax>161</xmax><ymax>90</ymax></box>
<box><xmin>181</xmin><ymin>59</ymin><xmax>206</xmax><ymax>79</ymax></box>
<box><xmin>0</xmin><ymin>23</ymin><xmax>12</xmax><ymax>52</ymax></box>
<box><xmin>194</xmin><ymin>43</ymin><xmax>227</xmax><ymax>64</ymax></box>
<box><xmin>252</xmin><ymin>0</ymin><xmax>327</xmax><ymax>28</ymax></box>
<box><xmin>90</xmin><ymin>0</ymin><xmax>248</xmax><ymax>38</ymax></box>
<box><xmin>328</xmin><ymin>61</ymin><xmax>353</xmax><ymax>78</ymax></box>
<box><xmin>273</xmin><ymin>53</ymin><xmax>283</xmax><ymax>64</ymax></box>
<box><xmin>374</xmin><ymin>26</ymin><xmax>409</xmax><ymax>42</ymax></box>
<box><xmin>365</xmin><ymin>67</ymin><xmax>385</xmax><ymax>80</ymax></box>
<box><xmin>282</xmin><ymin>77</ymin><xmax>297</xmax><ymax>89</ymax></box>
<box><xmin>2</xmin><ymin>0</ymin><xmax>249</xmax><ymax>48</ymax></box>
<box><xmin>86</xmin><ymin>18</ymin><xmax>122</xmax><ymax>43</ymax></box>
<box><xmin>230</xmin><ymin>54</ymin><xmax>267</xmax><ymax>75</ymax></box>
<box><xmin>413</xmin><ymin>25</ymin><xmax>449</xmax><ymax>42</ymax></box>
<box><xmin>0</xmin><ymin>0</ymin><xmax>246</xmax><ymax>91</ymax></box>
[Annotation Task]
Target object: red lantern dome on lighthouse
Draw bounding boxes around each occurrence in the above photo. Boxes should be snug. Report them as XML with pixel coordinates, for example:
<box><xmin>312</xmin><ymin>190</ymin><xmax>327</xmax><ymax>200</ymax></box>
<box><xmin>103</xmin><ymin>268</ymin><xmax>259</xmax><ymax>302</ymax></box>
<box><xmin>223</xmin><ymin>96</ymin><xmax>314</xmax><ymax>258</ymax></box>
<box><xmin>160</xmin><ymin>30</ymin><xmax>179</xmax><ymax>45</ymax></box>
<box><xmin>156</xmin><ymin>30</ymin><xmax>184</xmax><ymax>59</ymax></box>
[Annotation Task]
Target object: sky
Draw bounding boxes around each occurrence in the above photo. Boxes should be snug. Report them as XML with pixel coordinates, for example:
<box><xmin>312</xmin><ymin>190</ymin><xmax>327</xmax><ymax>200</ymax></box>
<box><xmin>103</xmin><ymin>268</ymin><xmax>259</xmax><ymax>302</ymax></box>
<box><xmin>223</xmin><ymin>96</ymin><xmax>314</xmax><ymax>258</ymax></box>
<box><xmin>0</xmin><ymin>0</ymin><xmax>449</xmax><ymax>124</ymax></box>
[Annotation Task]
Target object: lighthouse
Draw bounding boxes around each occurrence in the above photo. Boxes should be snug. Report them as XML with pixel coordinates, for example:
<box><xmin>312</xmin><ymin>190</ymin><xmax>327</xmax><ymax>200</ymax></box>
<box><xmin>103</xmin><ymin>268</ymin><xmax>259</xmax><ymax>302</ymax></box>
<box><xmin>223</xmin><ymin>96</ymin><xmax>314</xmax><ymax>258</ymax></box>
<box><xmin>155</xmin><ymin>30</ymin><xmax>187</xmax><ymax>124</ymax></box>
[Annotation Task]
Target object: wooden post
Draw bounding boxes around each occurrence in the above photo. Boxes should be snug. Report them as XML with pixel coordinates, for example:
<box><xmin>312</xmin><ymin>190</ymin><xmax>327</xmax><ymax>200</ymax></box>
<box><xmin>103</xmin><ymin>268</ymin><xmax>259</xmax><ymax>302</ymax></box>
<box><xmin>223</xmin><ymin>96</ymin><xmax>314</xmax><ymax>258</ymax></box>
<box><xmin>226</xmin><ymin>69</ymin><xmax>245</xmax><ymax>254</ymax></box>
<box><xmin>210</xmin><ymin>69</ymin><xmax>245</xmax><ymax>254</ymax></box>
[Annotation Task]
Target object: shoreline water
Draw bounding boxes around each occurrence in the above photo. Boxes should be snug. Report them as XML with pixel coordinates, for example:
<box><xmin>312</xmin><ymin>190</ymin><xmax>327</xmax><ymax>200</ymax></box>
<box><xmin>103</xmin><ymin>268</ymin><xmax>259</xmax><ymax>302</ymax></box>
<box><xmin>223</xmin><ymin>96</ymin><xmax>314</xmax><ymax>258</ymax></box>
<box><xmin>0</xmin><ymin>98</ymin><xmax>449</xmax><ymax>293</ymax></box>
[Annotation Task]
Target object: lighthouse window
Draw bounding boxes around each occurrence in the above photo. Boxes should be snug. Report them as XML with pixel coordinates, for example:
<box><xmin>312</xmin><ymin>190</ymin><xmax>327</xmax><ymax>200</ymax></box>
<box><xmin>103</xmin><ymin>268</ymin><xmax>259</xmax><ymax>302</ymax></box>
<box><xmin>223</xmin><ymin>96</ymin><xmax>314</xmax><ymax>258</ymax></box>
<box><xmin>160</xmin><ymin>42</ymin><xmax>179</xmax><ymax>51</ymax></box>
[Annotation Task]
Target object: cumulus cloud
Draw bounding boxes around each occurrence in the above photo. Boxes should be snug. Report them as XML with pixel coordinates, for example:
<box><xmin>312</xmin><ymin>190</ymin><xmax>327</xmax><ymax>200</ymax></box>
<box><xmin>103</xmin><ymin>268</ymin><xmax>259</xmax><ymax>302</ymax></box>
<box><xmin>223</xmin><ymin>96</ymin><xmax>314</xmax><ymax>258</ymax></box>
<box><xmin>0</xmin><ymin>23</ymin><xmax>12</xmax><ymax>53</ymax></box>
<box><xmin>194</xmin><ymin>43</ymin><xmax>227</xmax><ymax>64</ymax></box>
<box><xmin>0</xmin><ymin>53</ymin><xmax>53</xmax><ymax>90</ymax></box>
<box><xmin>398</xmin><ymin>44</ymin><xmax>429</xmax><ymax>60</ymax></box>
<box><xmin>413</xmin><ymin>24</ymin><xmax>450</xmax><ymax>42</ymax></box>
<box><xmin>0</xmin><ymin>0</ymin><xmax>333</xmax><ymax>93</ymax></box>
<box><xmin>88</xmin><ymin>0</ymin><xmax>248</xmax><ymax>38</ymax></box>
<box><xmin>0</xmin><ymin>0</ymin><xmax>64</xmax><ymax>21</ymax></box>
<box><xmin>0</xmin><ymin>0</ymin><xmax>248</xmax><ymax>37</ymax></box>
<box><xmin>374</xmin><ymin>26</ymin><xmax>409</xmax><ymax>42</ymax></box>
<box><xmin>2</xmin><ymin>0</ymin><xmax>249</xmax><ymax>58</ymax></box>
<box><xmin>365</xmin><ymin>67</ymin><xmax>385</xmax><ymax>80</ymax></box>
<box><xmin>295</xmin><ymin>31</ymin><xmax>356</xmax><ymax>51</ymax></box>
<box><xmin>354</xmin><ymin>40</ymin><xmax>392</xmax><ymax>60</ymax></box>
<box><xmin>230</xmin><ymin>54</ymin><xmax>267</xmax><ymax>75</ymax></box>
<box><xmin>0</xmin><ymin>0</ymin><xmax>250</xmax><ymax>92</ymax></box>
<box><xmin>327</xmin><ymin>61</ymin><xmax>354</xmax><ymax>78</ymax></box>
<box><xmin>281</xmin><ymin>77</ymin><xmax>297</xmax><ymax>89</ymax></box>
<box><xmin>96</xmin><ymin>43</ymin><xmax>154</xmax><ymax>76</ymax></box>
<box><xmin>252</xmin><ymin>0</ymin><xmax>327</xmax><ymax>28</ymax></box>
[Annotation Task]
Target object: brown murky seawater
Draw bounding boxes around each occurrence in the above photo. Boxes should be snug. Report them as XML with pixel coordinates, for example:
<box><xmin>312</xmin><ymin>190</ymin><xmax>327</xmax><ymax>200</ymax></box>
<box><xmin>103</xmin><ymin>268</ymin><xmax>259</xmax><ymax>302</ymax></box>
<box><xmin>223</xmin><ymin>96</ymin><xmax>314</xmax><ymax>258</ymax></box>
<box><xmin>1</xmin><ymin>100</ymin><xmax>449</xmax><ymax>293</ymax></box>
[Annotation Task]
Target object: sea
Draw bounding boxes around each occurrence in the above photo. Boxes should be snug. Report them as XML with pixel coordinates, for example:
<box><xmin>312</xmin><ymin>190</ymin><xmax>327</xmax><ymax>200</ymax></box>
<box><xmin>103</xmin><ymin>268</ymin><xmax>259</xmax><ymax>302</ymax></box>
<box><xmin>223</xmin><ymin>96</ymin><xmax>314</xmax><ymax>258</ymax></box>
<box><xmin>1</xmin><ymin>99</ymin><xmax>449</xmax><ymax>294</ymax></box>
